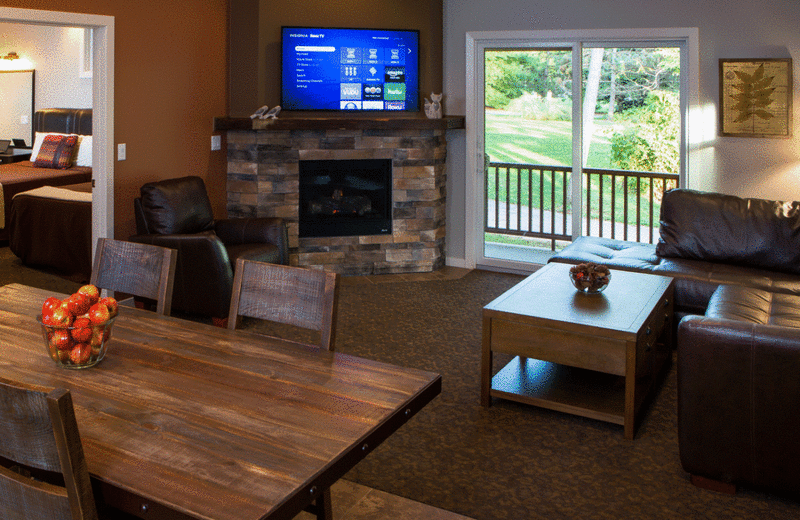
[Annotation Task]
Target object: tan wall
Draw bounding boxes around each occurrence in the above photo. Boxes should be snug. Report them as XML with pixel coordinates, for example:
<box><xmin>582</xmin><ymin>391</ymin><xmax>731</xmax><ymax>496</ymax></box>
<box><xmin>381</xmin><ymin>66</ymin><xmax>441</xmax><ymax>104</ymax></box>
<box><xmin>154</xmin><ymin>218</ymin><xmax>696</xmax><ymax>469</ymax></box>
<box><xmin>229</xmin><ymin>0</ymin><xmax>443</xmax><ymax>117</ymax></box>
<box><xmin>1</xmin><ymin>0</ymin><xmax>230</xmax><ymax>239</ymax></box>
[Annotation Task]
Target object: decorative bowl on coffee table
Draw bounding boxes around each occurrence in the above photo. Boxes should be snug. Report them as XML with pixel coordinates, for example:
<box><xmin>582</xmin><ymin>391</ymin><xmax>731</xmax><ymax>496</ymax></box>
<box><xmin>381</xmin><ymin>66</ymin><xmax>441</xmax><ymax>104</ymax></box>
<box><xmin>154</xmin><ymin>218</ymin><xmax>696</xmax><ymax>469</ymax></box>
<box><xmin>569</xmin><ymin>263</ymin><xmax>611</xmax><ymax>294</ymax></box>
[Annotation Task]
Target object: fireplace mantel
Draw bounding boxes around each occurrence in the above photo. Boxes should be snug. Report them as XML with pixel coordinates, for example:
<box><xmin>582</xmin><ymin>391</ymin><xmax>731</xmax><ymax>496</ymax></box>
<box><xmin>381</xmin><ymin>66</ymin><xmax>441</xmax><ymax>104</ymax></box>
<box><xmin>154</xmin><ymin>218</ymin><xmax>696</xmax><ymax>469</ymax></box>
<box><xmin>214</xmin><ymin>115</ymin><xmax>464</xmax><ymax>133</ymax></box>
<box><xmin>220</xmin><ymin>114</ymin><xmax>463</xmax><ymax>275</ymax></box>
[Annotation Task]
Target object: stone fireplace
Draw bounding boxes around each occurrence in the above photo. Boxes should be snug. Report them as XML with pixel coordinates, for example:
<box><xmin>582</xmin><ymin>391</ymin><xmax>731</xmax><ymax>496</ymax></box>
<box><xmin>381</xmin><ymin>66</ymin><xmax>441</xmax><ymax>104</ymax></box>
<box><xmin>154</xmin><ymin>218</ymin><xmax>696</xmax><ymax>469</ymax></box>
<box><xmin>216</xmin><ymin>116</ymin><xmax>464</xmax><ymax>275</ymax></box>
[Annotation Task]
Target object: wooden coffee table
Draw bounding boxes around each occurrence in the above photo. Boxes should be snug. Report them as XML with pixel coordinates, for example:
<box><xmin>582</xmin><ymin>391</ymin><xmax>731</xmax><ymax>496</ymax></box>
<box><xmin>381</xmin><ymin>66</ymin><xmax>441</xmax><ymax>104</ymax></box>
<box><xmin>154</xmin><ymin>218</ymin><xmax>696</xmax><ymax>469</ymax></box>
<box><xmin>481</xmin><ymin>262</ymin><xmax>673</xmax><ymax>439</ymax></box>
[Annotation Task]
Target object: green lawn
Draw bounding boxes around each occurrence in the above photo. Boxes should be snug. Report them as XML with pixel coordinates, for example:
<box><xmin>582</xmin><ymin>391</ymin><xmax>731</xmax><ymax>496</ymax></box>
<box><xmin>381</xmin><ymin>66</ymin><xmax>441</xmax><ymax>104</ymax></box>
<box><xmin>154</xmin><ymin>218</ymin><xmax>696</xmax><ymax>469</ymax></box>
<box><xmin>484</xmin><ymin>111</ymin><xmax>671</xmax><ymax>229</ymax></box>
<box><xmin>484</xmin><ymin>110</ymin><xmax>614</xmax><ymax>167</ymax></box>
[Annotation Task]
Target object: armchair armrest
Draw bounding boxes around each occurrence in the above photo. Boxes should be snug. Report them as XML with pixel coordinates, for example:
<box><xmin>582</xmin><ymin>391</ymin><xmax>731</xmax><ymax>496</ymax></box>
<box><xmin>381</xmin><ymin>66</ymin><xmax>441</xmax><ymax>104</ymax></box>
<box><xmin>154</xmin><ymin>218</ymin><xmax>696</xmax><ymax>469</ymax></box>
<box><xmin>129</xmin><ymin>231</ymin><xmax>233</xmax><ymax>318</ymax></box>
<box><xmin>215</xmin><ymin>217</ymin><xmax>289</xmax><ymax>265</ymax></box>
<box><xmin>677</xmin><ymin>315</ymin><xmax>800</xmax><ymax>493</ymax></box>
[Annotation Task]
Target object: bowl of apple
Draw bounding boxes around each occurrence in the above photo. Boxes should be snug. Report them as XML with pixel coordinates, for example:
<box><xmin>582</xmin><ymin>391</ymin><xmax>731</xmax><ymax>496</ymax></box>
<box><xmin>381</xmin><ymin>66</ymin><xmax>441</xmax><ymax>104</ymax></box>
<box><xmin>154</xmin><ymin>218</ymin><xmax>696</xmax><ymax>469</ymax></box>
<box><xmin>569</xmin><ymin>262</ymin><xmax>611</xmax><ymax>294</ymax></box>
<box><xmin>38</xmin><ymin>284</ymin><xmax>118</xmax><ymax>369</ymax></box>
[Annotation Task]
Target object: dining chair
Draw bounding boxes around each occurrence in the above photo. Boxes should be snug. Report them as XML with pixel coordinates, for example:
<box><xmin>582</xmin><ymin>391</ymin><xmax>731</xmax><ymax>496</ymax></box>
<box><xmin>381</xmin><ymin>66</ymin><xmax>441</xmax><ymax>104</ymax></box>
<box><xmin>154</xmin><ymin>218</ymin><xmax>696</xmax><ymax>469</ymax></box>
<box><xmin>0</xmin><ymin>378</ymin><xmax>98</xmax><ymax>520</ymax></box>
<box><xmin>90</xmin><ymin>238</ymin><xmax>177</xmax><ymax>315</ymax></box>
<box><xmin>227</xmin><ymin>258</ymin><xmax>339</xmax><ymax>351</ymax></box>
<box><xmin>227</xmin><ymin>259</ymin><xmax>338</xmax><ymax>519</ymax></box>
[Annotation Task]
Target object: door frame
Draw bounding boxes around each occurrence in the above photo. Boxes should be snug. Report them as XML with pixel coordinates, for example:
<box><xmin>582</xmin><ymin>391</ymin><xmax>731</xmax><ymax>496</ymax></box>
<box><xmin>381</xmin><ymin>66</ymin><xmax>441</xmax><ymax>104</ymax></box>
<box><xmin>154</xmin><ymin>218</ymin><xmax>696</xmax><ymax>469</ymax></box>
<box><xmin>465</xmin><ymin>28</ymin><xmax>698</xmax><ymax>271</ymax></box>
<box><xmin>0</xmin><ymin>7</ymin><xmax>114</xmax><ymax>248</ymax></box>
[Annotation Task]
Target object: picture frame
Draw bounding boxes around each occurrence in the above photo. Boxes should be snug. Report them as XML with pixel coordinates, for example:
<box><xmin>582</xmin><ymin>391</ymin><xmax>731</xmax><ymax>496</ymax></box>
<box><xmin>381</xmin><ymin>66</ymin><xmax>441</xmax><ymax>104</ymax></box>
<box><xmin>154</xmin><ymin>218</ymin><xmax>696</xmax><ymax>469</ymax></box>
<box><xmin>719</xmin><ymin>58</ymin><xmax>792</xmax><ymax>138</ymax></box>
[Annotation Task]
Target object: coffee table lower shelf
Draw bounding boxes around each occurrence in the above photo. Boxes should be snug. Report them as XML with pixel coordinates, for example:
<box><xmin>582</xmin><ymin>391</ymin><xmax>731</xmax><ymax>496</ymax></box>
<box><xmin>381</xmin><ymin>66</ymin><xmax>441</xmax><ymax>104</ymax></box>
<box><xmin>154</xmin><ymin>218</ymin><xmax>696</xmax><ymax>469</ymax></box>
<box><xmin>490</xmin><ymin>356</ymin><xmax>626</xmax><ymax>426</ymax></box>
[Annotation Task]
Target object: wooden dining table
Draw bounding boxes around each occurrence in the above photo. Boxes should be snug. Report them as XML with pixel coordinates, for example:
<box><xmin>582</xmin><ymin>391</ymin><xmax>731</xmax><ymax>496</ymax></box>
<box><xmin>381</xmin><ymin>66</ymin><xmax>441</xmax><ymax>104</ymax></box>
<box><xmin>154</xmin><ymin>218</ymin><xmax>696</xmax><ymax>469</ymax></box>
<box><xmin>0</xmin><ymin>283</ymin><xmax>441</xmax><ymax>520</ymax></box>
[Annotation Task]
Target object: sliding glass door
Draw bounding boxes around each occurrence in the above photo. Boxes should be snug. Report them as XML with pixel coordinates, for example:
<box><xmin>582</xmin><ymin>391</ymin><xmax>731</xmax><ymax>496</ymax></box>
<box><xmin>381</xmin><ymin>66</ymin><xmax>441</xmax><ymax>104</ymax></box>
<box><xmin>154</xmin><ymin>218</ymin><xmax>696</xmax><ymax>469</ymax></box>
<box><xmin>467</xmin><ymin>30</ymin><xmax>694</xmax><ymax>273</ymax></box>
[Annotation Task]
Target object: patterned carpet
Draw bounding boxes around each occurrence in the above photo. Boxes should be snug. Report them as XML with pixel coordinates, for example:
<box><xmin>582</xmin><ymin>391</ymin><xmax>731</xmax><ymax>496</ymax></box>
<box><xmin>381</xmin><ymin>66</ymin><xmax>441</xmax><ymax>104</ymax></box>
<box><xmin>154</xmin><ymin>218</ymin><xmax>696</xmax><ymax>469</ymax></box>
<box><xmin>4</xmin><ymin>246</ymin><xmax>799</xmax><ymax>519</ymax></box>
<box><xmin>328</xmin><ymin>270</ymin><xmax>800</xmax><ymax>520</ymax></box>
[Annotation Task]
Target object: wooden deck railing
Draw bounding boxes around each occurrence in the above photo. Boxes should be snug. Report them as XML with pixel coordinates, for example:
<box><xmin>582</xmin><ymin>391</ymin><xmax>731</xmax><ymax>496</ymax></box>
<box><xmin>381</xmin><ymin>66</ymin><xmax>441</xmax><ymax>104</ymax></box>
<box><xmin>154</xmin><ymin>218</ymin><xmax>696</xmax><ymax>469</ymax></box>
<box><xmin>485</xmin><ymin>162</ymin><xmax>679</xmax><ymax>247</ymax></box>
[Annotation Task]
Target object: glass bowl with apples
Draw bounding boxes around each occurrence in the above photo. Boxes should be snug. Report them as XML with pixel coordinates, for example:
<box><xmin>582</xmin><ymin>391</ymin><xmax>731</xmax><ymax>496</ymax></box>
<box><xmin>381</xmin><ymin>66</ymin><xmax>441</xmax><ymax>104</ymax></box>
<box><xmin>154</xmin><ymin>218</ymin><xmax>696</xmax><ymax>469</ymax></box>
<box><xmin>37</xmin><ymin>284</ymin><xmax>119</xmax><ymax>369</ymax></box>
<box><xmin>569</xmin><ymin>262</ymin><xmax>611</xmax><ymax>294</ymax></box>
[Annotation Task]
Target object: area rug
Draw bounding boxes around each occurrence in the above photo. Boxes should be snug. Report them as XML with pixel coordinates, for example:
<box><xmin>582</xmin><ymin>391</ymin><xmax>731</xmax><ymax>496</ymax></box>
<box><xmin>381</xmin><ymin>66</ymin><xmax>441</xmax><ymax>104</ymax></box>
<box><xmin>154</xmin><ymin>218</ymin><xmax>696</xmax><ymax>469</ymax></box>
<box><xmin>324</xmin><ymin>270</ymin><xmax>799</xmax><ymax>520</ymax></box>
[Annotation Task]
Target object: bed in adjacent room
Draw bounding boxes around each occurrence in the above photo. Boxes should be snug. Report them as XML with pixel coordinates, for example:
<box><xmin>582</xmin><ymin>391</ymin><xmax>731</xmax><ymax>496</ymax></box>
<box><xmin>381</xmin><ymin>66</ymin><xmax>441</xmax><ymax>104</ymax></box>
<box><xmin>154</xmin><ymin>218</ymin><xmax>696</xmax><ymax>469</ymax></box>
<box><xmin>0</xmin><ymin>108</ymin><xmax>93</xmax><ymax>242</ymax></box>
<box><xmin>9</xmin><ymin>182</ymin><xmax>92</xmax><ymax>280</ymax></box>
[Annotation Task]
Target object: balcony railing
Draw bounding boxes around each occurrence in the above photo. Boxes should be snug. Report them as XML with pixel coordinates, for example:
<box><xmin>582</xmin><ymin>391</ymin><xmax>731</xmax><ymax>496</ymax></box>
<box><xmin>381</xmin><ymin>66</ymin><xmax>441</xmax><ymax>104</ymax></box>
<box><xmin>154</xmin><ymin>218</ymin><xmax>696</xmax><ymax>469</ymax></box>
<box><xmin>485</xmin><ymin>162</ymin><xmax>679</xmax><ymax>247</ymax></box>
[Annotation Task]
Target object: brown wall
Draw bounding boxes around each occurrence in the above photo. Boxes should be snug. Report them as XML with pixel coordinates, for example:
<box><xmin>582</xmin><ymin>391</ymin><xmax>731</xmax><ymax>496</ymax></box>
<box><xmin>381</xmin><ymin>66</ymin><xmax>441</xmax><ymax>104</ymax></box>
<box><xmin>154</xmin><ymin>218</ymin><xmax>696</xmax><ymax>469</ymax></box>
<box><xmin>229</xmin><ymin>0</ymin><xmax>443</xmax><ymax>117</ymax></box>
<box><xmin>1</xmin><ymin>0</ymin><xmax>230</xmax><ymax>238</ymax></box>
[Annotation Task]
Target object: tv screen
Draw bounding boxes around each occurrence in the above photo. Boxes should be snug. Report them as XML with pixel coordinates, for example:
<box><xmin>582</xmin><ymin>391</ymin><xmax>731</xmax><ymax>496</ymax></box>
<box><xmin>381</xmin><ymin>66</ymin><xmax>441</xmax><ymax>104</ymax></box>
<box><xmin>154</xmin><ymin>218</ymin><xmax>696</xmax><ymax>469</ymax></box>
<box><xmin>281</xmin><ymin>26</ymin><xmax>420</xmax><ymax>112</ymax></box>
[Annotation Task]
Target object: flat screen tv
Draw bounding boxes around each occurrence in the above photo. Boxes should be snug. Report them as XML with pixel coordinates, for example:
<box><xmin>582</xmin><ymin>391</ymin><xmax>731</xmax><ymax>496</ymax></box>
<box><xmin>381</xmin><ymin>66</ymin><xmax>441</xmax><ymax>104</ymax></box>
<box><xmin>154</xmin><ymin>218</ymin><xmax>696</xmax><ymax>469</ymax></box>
<box><xmin>281</xmin><ymin>26</ymin><xmax>420</xmax><ymax>112</ymax></box>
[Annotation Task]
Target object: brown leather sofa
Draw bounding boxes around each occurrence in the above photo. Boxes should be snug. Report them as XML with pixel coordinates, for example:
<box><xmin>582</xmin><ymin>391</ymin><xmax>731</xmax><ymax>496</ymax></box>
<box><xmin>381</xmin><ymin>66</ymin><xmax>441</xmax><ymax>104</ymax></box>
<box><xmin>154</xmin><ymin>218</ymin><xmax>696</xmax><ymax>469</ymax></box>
<box><xmin>129</xmin><ymin>176</ymin><xmax>288</xmax><ymax>323</ymax></box>
<box><xmin>550</xmin><ymin>188</ymin><xmax>800</xmax><ymax>495</ymax></box>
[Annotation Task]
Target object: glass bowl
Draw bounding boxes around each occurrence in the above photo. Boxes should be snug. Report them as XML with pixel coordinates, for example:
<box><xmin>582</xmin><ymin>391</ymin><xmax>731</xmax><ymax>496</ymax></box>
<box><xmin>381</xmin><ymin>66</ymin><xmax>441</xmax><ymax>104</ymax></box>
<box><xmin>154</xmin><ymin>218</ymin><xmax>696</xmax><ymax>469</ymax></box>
<box><xmin>37</xmin><ymin>315</ymin><xmax>116</xmax><ymax>369</ymax></box>
<box><xmin>569</xmin><ymin>265</ymin><xmax>611</xmax><ymax>294</ymax></box>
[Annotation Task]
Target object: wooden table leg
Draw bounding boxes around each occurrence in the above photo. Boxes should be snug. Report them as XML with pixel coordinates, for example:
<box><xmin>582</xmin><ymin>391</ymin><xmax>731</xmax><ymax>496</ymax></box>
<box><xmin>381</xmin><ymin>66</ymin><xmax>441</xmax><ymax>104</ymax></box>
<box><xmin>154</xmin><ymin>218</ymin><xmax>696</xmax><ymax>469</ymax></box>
<box><xmin>624</xmin><ymin>338</ymin><xmax>636</xmax><ymax>440</ymax></box>
<box><xmin>480</xmin><ymin>315</ymin><xmax>493</xmax><ymax>407</ymax></box>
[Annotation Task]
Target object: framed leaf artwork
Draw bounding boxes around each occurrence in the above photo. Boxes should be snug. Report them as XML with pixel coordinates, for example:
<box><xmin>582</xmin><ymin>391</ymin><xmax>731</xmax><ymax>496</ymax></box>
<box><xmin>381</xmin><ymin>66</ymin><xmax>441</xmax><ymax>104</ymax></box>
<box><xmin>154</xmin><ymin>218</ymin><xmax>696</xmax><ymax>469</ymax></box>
<box><xmin>719</xmin><ymin>58</ymin><xmax>792</xmax><ymax>138</ymax></box>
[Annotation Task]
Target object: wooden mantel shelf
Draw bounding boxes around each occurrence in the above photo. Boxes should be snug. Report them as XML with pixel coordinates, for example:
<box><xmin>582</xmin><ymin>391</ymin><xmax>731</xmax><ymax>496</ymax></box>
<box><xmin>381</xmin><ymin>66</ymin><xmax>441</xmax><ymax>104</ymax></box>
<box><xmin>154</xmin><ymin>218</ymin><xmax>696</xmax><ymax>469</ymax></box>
<box><xmin>214</xmin><ymin>114</ymin><xmax>465</xmax><ymax>132</ymax></box>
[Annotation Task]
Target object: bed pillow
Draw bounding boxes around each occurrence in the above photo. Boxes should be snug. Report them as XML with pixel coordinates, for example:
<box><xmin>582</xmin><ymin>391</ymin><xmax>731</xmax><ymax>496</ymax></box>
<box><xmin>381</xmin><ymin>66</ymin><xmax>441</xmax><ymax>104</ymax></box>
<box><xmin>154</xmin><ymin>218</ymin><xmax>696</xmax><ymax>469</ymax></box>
<box><xmin>31</xmin><ymin>131</ymin><xmax>69</xmax><ymax>161</ymax></box>
<box><xmin>33</xmin><ymin>134</ymin><xmax>80</xmax><ymax>169</ymax></box>
<box><xmin>75</xmin><ymin>135</ymin><xmax>92</xmax><ymax>167</ymax></box>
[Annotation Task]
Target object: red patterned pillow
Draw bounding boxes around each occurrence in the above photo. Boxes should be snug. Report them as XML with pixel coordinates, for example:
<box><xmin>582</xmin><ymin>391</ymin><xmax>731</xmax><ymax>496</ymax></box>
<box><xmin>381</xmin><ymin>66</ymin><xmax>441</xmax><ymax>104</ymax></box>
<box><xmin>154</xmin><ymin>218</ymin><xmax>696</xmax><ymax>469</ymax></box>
<box><xmin>34</xmin><ymin>134</ymin><xmax>79</xmax><ymax>169</ymax></box>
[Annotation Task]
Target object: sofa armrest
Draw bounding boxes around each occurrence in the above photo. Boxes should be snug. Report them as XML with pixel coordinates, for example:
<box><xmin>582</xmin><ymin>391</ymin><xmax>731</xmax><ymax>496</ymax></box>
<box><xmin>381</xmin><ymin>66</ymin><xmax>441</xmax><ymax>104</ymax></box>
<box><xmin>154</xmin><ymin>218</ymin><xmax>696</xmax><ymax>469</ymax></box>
<box><xmin>129</xmin><ymin>231</ymin><xmax>234</xmax><ymax>318</ymax></box>
<box><xmin>677</xmin><ymin>315</ymin><xmax>800</xmax><ymax>493</ymax></box>
<box><xmin>215</xmin><ymin>217</ymin><xmax>289</xmax><ymax>265</ymax></box>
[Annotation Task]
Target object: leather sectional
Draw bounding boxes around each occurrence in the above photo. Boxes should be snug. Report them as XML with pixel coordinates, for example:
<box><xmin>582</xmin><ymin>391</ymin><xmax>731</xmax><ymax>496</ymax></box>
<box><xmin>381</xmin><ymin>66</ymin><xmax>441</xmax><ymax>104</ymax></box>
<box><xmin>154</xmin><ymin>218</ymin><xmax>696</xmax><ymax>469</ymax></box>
<box><xmin>549</xmin><ymin>188</ymin><xmax>800</xmax><ymax>496</ymax></box>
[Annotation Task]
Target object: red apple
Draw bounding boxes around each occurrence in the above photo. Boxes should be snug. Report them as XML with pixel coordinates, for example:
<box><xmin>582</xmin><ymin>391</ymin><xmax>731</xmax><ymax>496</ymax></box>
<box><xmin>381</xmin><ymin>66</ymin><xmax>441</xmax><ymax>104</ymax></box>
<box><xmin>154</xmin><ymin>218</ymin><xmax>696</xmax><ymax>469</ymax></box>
<box><xmin>49</xmin><ymin>329</ymin><xmax>74</xmax><ymax>351</ymax></box>
<box><xmin>71</xmin><ymin>317</ymin><xmax>93</xmax><ymax>343</ymax></box>
<box><xmin>65</xmin><ymin>293</ymin><xmax>92</xmax><ymax>317</ymax></box>
<box><xmin>98</xmin><ymin>296</ymin><xmax>119</xmax><ymax>318</ymax></box>
<box><xmin>57</xmin><ymin>349</ymin><xmax>70</xmax><ymax>363</ymax></box>
<box><xmin>50</xmin><ymin>305</ymin><xmax>74</xmax><ymax>327</ymax></box>
<box><xmin>41</xmin><ymin>297</ymin><xmax>62</xmax><ymax>319</ymax></box>
<box><xmin>69</xmin><ymin>343</ymin><xmax>92</xmax><ymax>364</ymax></box>
<box><xmin>77</xmin><ymin>284</ymin><xmax>100</xmax><ymax>306</ymax></box>
<box><xmin>90</xmin><ymin>326</ymin><xmax>104</xmax><ymax>348</ymax></box>
<box><xmin>87</xmin><ymin>302</ymin><xmax>110</xmax><ymax>325</ymax></box>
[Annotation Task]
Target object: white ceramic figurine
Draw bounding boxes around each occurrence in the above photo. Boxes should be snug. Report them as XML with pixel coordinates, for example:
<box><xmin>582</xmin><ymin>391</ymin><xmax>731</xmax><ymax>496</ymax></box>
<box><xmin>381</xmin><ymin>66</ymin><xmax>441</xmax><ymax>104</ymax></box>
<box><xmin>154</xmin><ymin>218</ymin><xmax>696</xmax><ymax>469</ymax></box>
<box><xmin>424</xmin><ymin>93</ymin><xmax>443</xmax><ymax>119</ymax></box>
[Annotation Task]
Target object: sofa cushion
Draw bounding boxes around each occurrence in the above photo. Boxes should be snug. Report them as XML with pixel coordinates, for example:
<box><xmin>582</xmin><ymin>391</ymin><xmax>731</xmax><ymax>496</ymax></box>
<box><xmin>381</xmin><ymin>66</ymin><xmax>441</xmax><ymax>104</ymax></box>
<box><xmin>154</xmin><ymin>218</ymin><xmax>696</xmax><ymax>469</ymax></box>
<box><xmin>656</xmin><ymin>189</ymin><xmax>800</xmax><ymax>275</ymax></box>
<box><xmin>139</xmin><ymin>176</ymin><xmax>215</xmax><ymax>235</ymax></box>
<box><xmin>706</xmin><ymin>285</ymin><xmax>800</xmax><ymax>329</ymax></box>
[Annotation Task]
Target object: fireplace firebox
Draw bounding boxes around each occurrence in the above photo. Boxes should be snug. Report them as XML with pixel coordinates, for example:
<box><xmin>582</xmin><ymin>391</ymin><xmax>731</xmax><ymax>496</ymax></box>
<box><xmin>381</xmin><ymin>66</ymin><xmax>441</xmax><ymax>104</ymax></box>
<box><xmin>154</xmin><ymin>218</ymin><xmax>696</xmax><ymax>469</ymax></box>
<box><xmin>299</xmin><ymin>159</ymin><xmax>393</xmax><ymax>238</ymax></box>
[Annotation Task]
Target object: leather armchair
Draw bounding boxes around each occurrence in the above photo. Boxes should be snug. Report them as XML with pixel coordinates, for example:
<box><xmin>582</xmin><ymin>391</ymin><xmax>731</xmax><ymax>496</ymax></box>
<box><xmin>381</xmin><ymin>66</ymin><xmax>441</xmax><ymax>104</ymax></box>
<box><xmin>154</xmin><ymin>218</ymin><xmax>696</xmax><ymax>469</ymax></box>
<box><xmin>129</xmin><ymin>176</ymin><xmax>288</xmax><ymax>323</ymax></box>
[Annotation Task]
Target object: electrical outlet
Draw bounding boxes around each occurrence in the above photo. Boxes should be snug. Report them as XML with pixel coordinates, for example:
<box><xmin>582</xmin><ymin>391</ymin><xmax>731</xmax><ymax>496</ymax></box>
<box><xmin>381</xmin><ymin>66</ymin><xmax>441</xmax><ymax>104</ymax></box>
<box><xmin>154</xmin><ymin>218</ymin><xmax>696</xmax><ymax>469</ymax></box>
<box><xmin>211</xmin><ymin>135</ymin><xmax>222</xmax><ymax>151</ymax></box>
<box><xmin>117</xmin><ymin>143</ymin><xmax>126</xmax><ymax>161</ymax></box>
<box><xmin>20</xmin><ymin>115</ymin><xmax>29</xmax><ymax>125</ymax></box>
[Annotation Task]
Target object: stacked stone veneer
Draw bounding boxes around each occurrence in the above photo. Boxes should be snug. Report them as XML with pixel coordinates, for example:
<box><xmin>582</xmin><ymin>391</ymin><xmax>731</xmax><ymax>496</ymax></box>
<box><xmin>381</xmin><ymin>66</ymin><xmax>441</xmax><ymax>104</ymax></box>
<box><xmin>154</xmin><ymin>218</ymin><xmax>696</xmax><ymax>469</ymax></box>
<box><xmin>225</xmin><ymin>127</ymin><xmax>447</xmax><ymax>275</ymax></box>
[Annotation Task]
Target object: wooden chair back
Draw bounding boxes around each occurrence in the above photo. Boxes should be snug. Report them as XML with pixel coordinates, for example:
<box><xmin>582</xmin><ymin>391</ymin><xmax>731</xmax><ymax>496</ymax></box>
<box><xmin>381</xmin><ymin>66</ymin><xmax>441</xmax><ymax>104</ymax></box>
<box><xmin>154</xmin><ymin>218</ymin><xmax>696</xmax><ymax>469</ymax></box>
<box><xmin>227</xmin><ymin>259</ymin><xmax>339</xmax><ymax>351</ymax></box>
<box><xmin>0</xmin><ymin>378</ymin><xmax>98</xmax><ymax>520</ymax></box>
<box><xmin>90</xmin><ymin>238</ymin><xmax>177</xmax><ymax>315</ymax></box>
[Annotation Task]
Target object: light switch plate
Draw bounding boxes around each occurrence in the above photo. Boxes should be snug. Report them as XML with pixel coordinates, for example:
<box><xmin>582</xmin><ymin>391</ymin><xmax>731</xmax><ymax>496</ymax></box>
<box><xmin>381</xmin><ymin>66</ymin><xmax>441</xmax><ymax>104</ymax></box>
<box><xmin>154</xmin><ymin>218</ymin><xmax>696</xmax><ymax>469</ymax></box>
<box><xmin>117</xmin><ymin>143</ymin><xmax>126</xmax><ymax>161</ymax></box>
<box><xmin>211</xmin><ymin>135</ymin><xmax>221</xmax><ymax>151</ymax></box>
